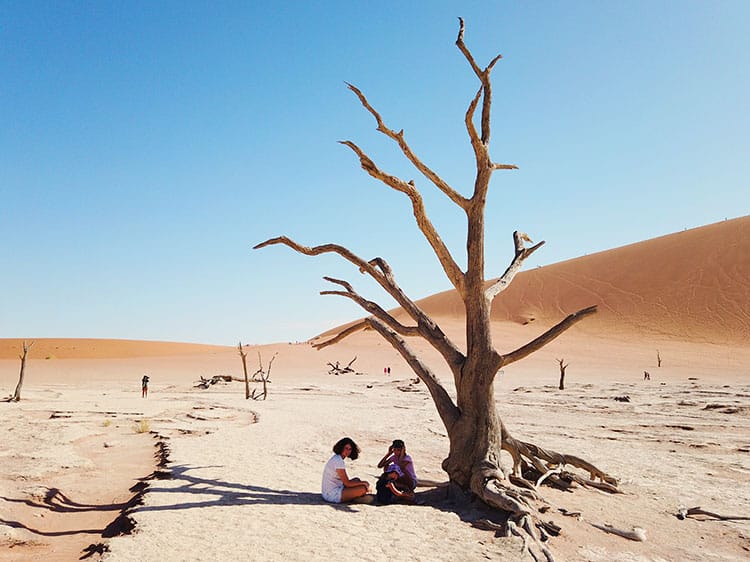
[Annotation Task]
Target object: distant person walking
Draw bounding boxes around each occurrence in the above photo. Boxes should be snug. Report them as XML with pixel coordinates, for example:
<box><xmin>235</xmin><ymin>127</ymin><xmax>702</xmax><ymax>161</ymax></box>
<box><xmin>141</xmin><ymin>374</ymin><xmax>150</xmax><ymax>398</ymax></box>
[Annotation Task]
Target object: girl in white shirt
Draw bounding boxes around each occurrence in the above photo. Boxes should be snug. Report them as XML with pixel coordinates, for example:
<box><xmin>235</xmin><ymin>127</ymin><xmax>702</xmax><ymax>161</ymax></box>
<box><xmin>321</xmin><ymin>437</ymin><xmax>371</xmax><ymax>503</ymax></box>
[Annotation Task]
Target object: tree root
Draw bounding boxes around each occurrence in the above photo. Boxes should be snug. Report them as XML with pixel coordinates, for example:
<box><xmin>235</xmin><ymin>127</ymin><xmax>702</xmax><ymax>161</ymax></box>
<box><xmin>502</xmin><ymin>434</ymin><xmax>619</xmax><ymax>492</ymax></box>
<box><xmin>506</xmin><ymin>515</ymin><xmax>555</xmax><ymax>562</ymax></box>
<box><xmin>467</xmin><ymin>433</ymin><xmax>622</xmax><ymax>560</ymax></box>
<box><xmin>677</xmin><ymin>506</ymin><xmax>750</xmax><ymax>521</ymax></box>
<box><xmin>472</xmin><ymin>475</ymin><xmax>556</xmax><ymax>561</ymax></box>
<box><xmin>588</xmin><ymin>522</ymin><xmax>647</xmax><ymax>541</ymax></box>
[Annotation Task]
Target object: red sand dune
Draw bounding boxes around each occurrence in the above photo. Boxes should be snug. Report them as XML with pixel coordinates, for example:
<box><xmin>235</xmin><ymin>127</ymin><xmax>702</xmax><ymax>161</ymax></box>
<box><xmin>414</xmin><ymin>215</ymin><xmax>750</xmax><ymax>345</ymax></box>
<box><xmin>2</xmin><ymin>216</ymin><xmax>747</xmax><ymax>361</ymax></box>
<box><xmin>0</xmin><ymin>338</ymin><xmax>231</xmax><ymax>361</ymax></box>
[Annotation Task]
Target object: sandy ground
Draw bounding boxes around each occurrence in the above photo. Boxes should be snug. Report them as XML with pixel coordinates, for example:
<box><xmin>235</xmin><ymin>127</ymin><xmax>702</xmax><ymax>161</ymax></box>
<box><xmin>1</xmin><ymin>334</ymin><xmax>748</xmax><ymax>562</ymax></box>
<box><xmin>1</xmin><ymin>216</ymin><xmax>748</xmax><ymax>560</ymax></box>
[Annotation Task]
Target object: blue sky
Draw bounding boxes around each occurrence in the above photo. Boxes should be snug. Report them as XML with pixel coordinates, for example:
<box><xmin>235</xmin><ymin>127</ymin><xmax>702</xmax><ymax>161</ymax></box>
<box><xmin>2</xmin><ymin>1</ymin><xmax>748</xmax><ymax>345</ymax></box>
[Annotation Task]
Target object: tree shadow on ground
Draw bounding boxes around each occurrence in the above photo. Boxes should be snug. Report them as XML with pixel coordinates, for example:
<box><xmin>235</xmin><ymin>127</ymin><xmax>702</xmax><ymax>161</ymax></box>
<box><xmin>1</xmin><ymin>487</ymin><xmax>128</xmax><ymax>513</ymax></box>
<box><xmin>0</xmin><ymin>470</ymin><xmax>501</xmax><ymax>552</ymax></box>
<box><xmin>133</xmin><ymin>464</ymin><xmax>360</xmax><ymax>513</ymax></box>
<box><xmin>139</xmin><ymin>466</ymin><xmax>510</xmax><ymax>524</ymax></box>
<box><xmin>0</xmin><ymin>481</ymin><xmax>146</xmax><ymax>539</ymax></box>
<box><xmin>412</xmin><ymin>479</ymin><xmax>510</xmax><ymax>530</ymax></box>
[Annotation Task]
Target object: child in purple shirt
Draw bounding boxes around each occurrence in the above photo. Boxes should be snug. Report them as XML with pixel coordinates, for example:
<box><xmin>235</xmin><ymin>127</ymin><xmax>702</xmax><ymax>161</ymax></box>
<box><xmin>377</xmin><ymin>439</ymin><xmax>417</xmax><ymax>492</ymax></box>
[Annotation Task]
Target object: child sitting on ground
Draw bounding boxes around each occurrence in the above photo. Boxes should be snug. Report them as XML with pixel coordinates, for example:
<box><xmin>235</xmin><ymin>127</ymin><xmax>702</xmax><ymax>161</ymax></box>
<box><xmin>376</xmin><ymin>465</ymin><xmax>415</xmax><ymax>504</ymax></box>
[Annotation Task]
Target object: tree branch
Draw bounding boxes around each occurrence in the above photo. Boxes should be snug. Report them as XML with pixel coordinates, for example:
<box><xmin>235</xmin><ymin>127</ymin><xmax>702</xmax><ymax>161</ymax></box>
<box><xmin>367</xmin><ymin>317</ymin><xmax>460</xmax><ymax>431</ymax></box>
<box><xmin>456</xmin><ymin>17</ymin><xmax>499</xmax><ymax>146</ymax></box>
<box><xmin>491</xmin><ymin>163</ymin><xmax>519</xmax><ymax>170</ymax></box>
<box><xmin>318</xmin><ymin>277</ymin><xmax>464</xmax><ymax>367</ymax></box>
<box><xmin>500</xmin><ymin>306</ymin><xmax>598</xmax><ymax>367</ymax></box>
<box><xmin>320</xmin><ymin>277</ymin><xmax>421</xmax><ymax>337</ymax></box>
<box><xmin>485</xmin><ymin>231</ymin><xmax>545</xmax><ymax>307</ymax></box>
<box><xmin>254</xmin><ymin>237</ymin><xmax>465</xmax><ymax>366</ymax></box>
<box><xmin>346</xmin><ymin>82</ymin><xmax>468</xmax><ymax>209</ymax></box>
<box><xmin>465</xmin><ymin>86</ymin><xmax>485</xmax><ymax>169</ymax></box>
<box><xmin>339</xmin><ymin>140</ymin><xmax>466</xmax><ymax>292</ymax></box>
<box><xmin>456</xmin><ymin>17</ymin><xmax>484</xmax><ymax>79</ymax></box>
<box><xmin>313</xmin><ymin>321</ymin><xmax>368</xmax><ymax>350</ymax></box>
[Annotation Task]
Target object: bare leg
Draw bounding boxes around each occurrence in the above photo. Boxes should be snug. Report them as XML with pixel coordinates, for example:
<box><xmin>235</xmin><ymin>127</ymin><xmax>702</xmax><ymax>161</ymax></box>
<box><xmin>341</xmin><ymin>485</ymin><xmax>368</xmax><ymax>502</ymax></box>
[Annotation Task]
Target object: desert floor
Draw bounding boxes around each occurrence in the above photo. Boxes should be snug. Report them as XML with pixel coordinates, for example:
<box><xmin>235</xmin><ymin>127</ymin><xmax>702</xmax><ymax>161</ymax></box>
<box><xmin>1</xmin><ymin>332</ymin><xmax>749</xmax><ymax>561</ymax></box>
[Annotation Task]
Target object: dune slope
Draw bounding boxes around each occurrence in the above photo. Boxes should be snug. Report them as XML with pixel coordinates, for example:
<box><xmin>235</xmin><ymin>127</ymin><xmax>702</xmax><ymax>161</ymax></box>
<box><xmin>413</xmin><ymin>216</ymin><xmax>750</xmax><ymax>344</ymax></box>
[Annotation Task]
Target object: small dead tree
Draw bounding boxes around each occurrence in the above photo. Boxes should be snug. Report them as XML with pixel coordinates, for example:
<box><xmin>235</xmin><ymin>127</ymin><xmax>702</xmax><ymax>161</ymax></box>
<box><xmin>195</xmin><ymin>375</ymin><xmax>233</xmax><ymax>389</ymax></box>
<box><xmin>238</xmin><ymin>341</ymin><xmax>250</xmax><ymax>399</ymax></box>
<box><xmin>557</xmin><ymin>358</ymin><xmax>568</xmax><ymax>390</ymax></box>
<box><xmin>9</xmin><ymin>340</ymin><xmax>34</xmax><ymax>402</ymax></box>
<box><xmin>252</xmin><ymin>351</ymin><xmax>277</xmax><ymax>382</ymax></box>
<box><xmin>255</xmin><ymin>20</ymin><xmax>616</xmax><ymax>556</ymax></box>
<box><xmin>326</xmin><ymin>356</ymin><xmax>358</xmax><ymax>375</ymax></box>
<box><xmin>250</xmin><ymin>352</ymin><xmax>277</xmax><ymax>401</ymax></box>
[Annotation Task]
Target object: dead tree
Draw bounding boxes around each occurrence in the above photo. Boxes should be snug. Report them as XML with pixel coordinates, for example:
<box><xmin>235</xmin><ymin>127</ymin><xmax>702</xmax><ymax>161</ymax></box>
<box><xmin>195</xmin><ymin>375</ymin><xmax>233</xmax><ymax>389</ymax></box>
<box><xmin>250</xmin><ymin>352</ymin><xmax>277</xmax><ymax>401</ymax></box>
<box><xmin>238</xmin><ymin>341</ymin><xmax>250</xmax><ymax>399</ymax></box>
<box><xmin>252</xmin><ymin>351</ymin><xmax>277</xmax><ymax>382</ymax></box>
<box><xmin>326</xmin><ymin>356</ymin><xmax>358</xmax><ymax>375</ymax></box>
<box><xmin>9</xmin><ymin>340</ymin><xmax>34</xmax><ymax>402</ymax></box>
<box><xmin>556</xmin><ymin>358</ymin><xmax>568</xmax><ymax>390</ymax></box>
<box><xmin>255</xmin><ymin>19</ymin><xmax>616</xmax><ymax>555</ymax></box>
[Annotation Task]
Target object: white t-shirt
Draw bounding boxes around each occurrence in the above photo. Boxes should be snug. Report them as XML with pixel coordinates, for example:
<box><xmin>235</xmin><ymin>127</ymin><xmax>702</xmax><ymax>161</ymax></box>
<box><xmin>321</xmin><ymin>454</ymin><xmax>346</xmax><ymax>502</ymax></box>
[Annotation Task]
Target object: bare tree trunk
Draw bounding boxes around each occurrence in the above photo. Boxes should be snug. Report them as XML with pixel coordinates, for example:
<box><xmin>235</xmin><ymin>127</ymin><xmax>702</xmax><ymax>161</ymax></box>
<box><xmin>557</xmin><ymin>358</ymin><xmax>568</xmax><ymax>390</ymax></box>
<box><xmin>11</xmin><ymin>340</ymin><xmax>33</xmax><ymax>402</ymax></box>
<box><xmin>443</xmin><ymin>375</ymin><xmax>505</xmax><ymax>488</ymax></box>
<box><xmin>238</xmin><ymin>341</ymin><xmax>250</xmax><ymax>399</ymax></box>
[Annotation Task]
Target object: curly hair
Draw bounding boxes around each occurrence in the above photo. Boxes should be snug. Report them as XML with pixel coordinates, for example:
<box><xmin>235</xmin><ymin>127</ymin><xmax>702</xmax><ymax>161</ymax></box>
<box><xmin>332</xmin><ymin>437</ymin><xmax>360</xmax><ymax>460</ymax></box>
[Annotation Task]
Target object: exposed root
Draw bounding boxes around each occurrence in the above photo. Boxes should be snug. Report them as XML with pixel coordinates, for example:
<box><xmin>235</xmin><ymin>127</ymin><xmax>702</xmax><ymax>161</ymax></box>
<box><xmin>472</xmin><ymin>472</ymin><xmax>557</xmax><ymax>562</ymax></box>
<box><xmin>677</xmin><ymin>506</ymin><xmax>750</xmax><ymax>521</ymax></box>
<box><xmin>536</xmin><ymin>468</ymin><xmax>562</xmax><ymax>488</ymax></box>
<box><xmin>468</xmin><ymin>432</ymin><xmax>620</xmax><ymax>560</ymax></box>
<box><xmin>589</xmin><ymin>522</ymin><xmax>647</xmax><ymax>542</ymax></box>
<box><xmin>502</xmin><ymin>433</ymin><xmax>619</xmax><ymax>492</ymax></box>
<box><xmin>506</xmin><ymin>516</ymin><xmax>554</xmax><ymax>562</ymax></box>
<box><xmin>568</xmin><ymin>474</ymin><xmax>621</xmax><ymax>493</ymax></box>
<box><xmin>472</xmin><ymin>518</ymin><xmax>506</xmax><ymax>533</ymax></box>
<box><xmin>481</xmin><ymin>478</ymin><xmax>532</xmax><ymax>516</ymax></box>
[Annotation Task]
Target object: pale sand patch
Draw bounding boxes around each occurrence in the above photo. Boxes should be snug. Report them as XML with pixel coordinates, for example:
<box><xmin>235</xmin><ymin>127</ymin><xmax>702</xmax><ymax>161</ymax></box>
<box><xmin>0</xmin><ymin>387</ymin><xmax>156</xmax><ymax>561</ymax></box>
<box><xmin>2</xmin><ymin>343</ymin><xmax>748</xmax><ymax>561</ymax></box>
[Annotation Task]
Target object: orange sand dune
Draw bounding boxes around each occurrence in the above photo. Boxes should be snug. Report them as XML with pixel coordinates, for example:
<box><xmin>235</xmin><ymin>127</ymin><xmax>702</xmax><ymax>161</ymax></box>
<box><xmin>4</xmin><ymin>217</ymin><xmax>747</xmax><ymax>362</ymax></box>
<box><xmin>0</xmin><ymin>338</ymin><xmax>232</xmax><ymax>360</ymax></box>
<box><xmin>414</xmin><ymin>216</ymin><xmax>750</xmax><ymax>344</ymax></box>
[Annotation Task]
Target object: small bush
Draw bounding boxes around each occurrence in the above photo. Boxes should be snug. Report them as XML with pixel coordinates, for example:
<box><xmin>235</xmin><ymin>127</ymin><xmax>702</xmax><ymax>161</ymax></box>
<box><xmin>133</xmin><ymin>419</ymin><xmax>151</xmax><ymax>433</ymax></box>
<box><xmin>102</xmin><ymin>418</ymin><xmax>112</xmax><ymax>427</ymax></box>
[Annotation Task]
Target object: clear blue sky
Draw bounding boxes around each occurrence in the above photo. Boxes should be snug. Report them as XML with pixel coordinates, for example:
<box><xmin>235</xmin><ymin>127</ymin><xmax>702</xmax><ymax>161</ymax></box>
<box><xmin>2</xmin><ymin>1</ymin><xmax>748</xmax><ymax>345</ymax></box>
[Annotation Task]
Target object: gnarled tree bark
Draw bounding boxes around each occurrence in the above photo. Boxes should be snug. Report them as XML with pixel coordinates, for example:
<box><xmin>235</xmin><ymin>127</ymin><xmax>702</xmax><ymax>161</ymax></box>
<box><xmin>255</xmin><ymin>19</ymin><xmax>617</xmax><ymax>557</ymax></box>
